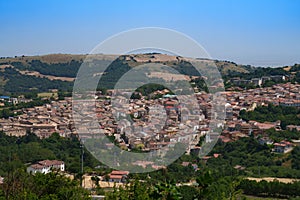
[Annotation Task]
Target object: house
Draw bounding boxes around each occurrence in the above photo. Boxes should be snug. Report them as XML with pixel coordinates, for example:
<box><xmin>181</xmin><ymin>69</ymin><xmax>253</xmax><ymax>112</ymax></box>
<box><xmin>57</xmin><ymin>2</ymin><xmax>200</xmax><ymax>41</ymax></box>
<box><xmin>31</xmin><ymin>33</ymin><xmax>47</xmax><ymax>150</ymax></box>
<box><xmin>261</xmin><ymin>76</ymin><xmax>271</xmax><ymax>83</ymax></box>
<box><xmin>258</xmin><ymin>137</ymin><xmax>274</xmax><ymax>145</ymax></box>
<box><xmin>219</xmin><ymin>135</ymin><xmax>232</xmax><ymax>143</ymax></box>
<box><xmin>213</xmin><ymin>153</ymin><xmax>221</xmax><ymax>158</ymax></box>
<box><xmin>280</xmin><ymin>100</ymin><xmax>300</xmax><ymax>107</ymax></box>
<box><xmin>286</xmin><ymin>125</ymin><xmax>300</xmax><ymax>132</ymax></box>
<box><xmin>251</xmin><ymin>78</ymin><xmax>262</xmax><ymax>86</ymax></box>
<box><xmin>27</xmin><ymin>160</ymin><xmax>65</xmax><ymax>174</ymax></box>
<box><xmin>270</xmin><ymin>75</ymin><xmax>286</xmax><ymax>82</ymax></box>
<box><xmin>0</xmin><ymin>96</ymin><xmax>10</xmax><ymax>101</ymax></box>
<box><xmin>234</xmin><ymin>165</ymin><xmax>246</xmax><ymax>171</ymax></box>
<box><xmin>273</xmin><ymin>141</ymin><xmax>294</xmax><ymax>153</ymax></box>
<box><xmin>201</xmin><ymin>156</ymin><xmax>212</xmax><ymax>163</ymax></box>
<box><xmin>109</xmin><ymin>170</ymin><xmax>129</xmax><ymax>183</ymax></box>
<box><xmin>291</xmin><ymin>139</ymin><xmax>300</xmax><ymax>146</ymax></box>
<box><xmin>181</xmin><ymin>162</ymin><xmax>190</xmax><ymax>167</ymax></box>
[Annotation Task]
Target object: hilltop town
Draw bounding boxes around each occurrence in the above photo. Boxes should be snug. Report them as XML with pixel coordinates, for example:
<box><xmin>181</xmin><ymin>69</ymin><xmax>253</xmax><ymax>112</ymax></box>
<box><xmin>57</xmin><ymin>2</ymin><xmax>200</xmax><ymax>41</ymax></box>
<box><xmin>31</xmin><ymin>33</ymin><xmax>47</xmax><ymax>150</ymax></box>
<box><xmin>0</xmin><ymin>81</ymin><xmax>299</xmax><ymax>155</ymax></box>
<box><xmin>0</xmin><ymin>54</ymin><xmax>300</xmax><ymax>199</ymax></box>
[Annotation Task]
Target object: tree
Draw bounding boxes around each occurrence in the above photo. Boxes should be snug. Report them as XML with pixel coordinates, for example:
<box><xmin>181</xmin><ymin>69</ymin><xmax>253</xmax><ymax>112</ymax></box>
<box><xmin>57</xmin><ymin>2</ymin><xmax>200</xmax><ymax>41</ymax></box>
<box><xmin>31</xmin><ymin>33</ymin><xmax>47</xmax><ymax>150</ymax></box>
<box><xmin>91</xmin><ymin>176</ymin><xmax>100</xmax><ymax>187</ymax></box>
<box><xmin>151</xmin><ymin>182</ymin><xmax>182</xmax><ymax>200</ymax></box>
<box><xmin>291</xmin><ymin>146</ymin><xmax>300</xmax><ymax>170</ymax></box>
<box><xmin>0</xmin><ymin>169</ymin><xmax>91</xmax><ymax>199</ymax></box>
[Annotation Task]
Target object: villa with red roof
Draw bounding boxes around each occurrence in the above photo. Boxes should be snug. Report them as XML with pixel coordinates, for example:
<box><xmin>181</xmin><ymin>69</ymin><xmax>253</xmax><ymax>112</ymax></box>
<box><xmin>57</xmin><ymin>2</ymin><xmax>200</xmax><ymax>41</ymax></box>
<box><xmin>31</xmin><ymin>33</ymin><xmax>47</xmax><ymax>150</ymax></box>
<box><xmin>27</xmin><ymin>160</ymin><xmax>65</xmax><ymax>174</ymax></box>
<box><xmin>273</xmin><ymin>140</ymin><xmax>294</xmax><ymax>153</ymax></box>
<box><xmin>109</xmin><ymin>170</ymin><xmax>129</xmax><ymax>183</ymax></box>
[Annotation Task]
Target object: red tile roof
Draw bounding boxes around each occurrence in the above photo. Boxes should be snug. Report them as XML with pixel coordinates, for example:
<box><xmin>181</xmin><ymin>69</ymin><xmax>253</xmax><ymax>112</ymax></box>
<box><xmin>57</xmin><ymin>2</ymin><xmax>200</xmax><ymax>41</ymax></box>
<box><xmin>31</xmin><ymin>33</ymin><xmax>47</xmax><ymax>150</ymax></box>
<box><xmin>110</xmin><ymin>170</ymin><xmax>129</xmax><ymax>175</ymax></box>
<box><xmin>109</xmin><ymin>175</ymin><xmax>123</xmax><ymax>179</ymax></box>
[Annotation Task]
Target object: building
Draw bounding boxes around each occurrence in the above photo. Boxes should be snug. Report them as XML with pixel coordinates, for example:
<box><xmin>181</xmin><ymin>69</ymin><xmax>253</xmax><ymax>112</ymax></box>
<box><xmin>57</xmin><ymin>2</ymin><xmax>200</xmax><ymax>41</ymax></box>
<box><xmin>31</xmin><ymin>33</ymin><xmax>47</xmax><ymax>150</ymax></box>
<box><xmin>279</xmin><ymin>100</ymin><xmax>300</xmax><ymax>107</ymax></box>
<box><xmin>258</xmin><ymin>137</ymin><xmax>274</xmax><ymax>145</ymax></box>
<box><xmin>270</xmin><ymin>75</ymin><xmax>286</xmax><ymax>82</ymax></box>
<box><xmin>286</xmin><ymin>125</ymin><xmax>300</xmax><ymax>132</ymax></box>
<box><xmin>27</xmin><ymin>160</ymin><xmax>65</xmax><ymax>174</ymax></box>
<box><xmin>251</xmin><ymin>78</ymin><xmax>262</xmax><ymax>86</ymax></box>
<box><xmin>108</xmin><ymin>170</ymin><xmax>129</xmax><ymax>183</ymax></box>
<box><xmin>273</xmin><ymin>141</ymin><xmax>294</xmax><ymax>153</ymax></box>
<box><xmin>261</xmin><ymin>76</ymin><xmax>271</xmax><ymax>83</ymax></box>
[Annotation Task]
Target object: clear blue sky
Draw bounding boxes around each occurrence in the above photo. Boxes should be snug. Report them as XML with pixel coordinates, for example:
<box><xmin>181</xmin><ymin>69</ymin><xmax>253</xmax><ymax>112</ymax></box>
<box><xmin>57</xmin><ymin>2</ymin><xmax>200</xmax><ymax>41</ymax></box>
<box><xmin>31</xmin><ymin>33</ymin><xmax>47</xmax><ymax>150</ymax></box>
<box><xmin>1</xmin><ymin>0</ymin><xmax>299</xmax><ymax>66</ymax></box>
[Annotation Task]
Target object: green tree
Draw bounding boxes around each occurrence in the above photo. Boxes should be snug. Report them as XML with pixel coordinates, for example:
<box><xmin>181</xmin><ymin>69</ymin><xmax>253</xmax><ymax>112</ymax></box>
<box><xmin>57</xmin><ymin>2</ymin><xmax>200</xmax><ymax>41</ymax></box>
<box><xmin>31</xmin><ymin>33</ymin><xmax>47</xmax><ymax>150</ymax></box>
<box><xmin>0</xmin><ymin>169</ymin><xmax>91</xmax><ymax>199</ymax></box>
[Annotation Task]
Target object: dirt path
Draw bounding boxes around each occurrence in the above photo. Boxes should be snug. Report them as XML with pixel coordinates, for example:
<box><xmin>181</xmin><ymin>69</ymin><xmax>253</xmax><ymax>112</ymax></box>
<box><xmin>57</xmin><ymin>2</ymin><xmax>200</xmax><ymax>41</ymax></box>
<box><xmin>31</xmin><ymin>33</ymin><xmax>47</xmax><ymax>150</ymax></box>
<box><xmin>18</xmin><ymin>70</ymin><xmax>75</xmax><ymax>81</ymax></box>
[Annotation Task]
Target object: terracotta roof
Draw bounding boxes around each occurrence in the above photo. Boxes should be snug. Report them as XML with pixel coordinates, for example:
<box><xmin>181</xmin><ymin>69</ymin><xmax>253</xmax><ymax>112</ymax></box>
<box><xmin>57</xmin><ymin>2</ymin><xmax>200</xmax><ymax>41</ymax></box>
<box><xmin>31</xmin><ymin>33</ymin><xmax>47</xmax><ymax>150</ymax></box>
<box><xmin>109</xmin><ymin>175</ymin><xmax>123</xmax><ymax>179</ymax></box>
<box><xmin>37</xmin><ymin>160</ymin><xmax>64</xmax><ymax>166</ymax></box>
<box><xmin>181</xmin><ymin>162</ymin><xmax>190</xmax><ymax>167</ymax></box>
<box><xmin>213</xmin><ymin>153</ymin><xmax>221</xmax><ymax>158</ymax></box>
<box><xmin>30</xmin><ymin>164</ymin><xmax>45</xmax><ymax>169</ymax></box>
<box><xmin>110</xmin><ymin>170</ymin><xmax>129</xmax><ymax>175</ymax></box>
<box><xmin>274</xmin><ymin>143</ymin><xmax>286</xmax><ymax>147</ymax></box>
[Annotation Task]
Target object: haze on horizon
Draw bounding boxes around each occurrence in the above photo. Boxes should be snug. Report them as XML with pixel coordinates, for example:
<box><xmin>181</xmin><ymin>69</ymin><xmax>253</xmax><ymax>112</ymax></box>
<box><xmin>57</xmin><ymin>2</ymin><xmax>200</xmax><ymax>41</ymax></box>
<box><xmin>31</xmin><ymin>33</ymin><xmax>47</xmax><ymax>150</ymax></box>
<box><xmin>1</xmin><ymin>0</ymin><xmax>299</xmax><ymax>67</ymax></box>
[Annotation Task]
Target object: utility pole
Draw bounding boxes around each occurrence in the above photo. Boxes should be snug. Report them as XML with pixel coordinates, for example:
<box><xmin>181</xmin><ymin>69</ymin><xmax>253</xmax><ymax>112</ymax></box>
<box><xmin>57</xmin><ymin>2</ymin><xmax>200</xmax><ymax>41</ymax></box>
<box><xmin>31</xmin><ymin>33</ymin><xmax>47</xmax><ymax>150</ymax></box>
<box><xmin>81</xmin><ymin>140</ymin><xmax>84</xmax><ymax>174</ymax></box>
<box><xmin>80</xmin><ymin>139</ymin><xmax>84</xmax><ymax>188</ymax></box>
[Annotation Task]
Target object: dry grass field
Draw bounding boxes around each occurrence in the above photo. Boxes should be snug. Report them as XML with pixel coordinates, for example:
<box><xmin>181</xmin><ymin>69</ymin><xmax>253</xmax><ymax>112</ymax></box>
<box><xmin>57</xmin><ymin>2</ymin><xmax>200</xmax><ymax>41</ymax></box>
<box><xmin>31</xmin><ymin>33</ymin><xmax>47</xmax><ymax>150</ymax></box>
<box><xmin>246</xmin><ymin>177</ymin><xmax>300</xmax><ymax>184</ymax></box>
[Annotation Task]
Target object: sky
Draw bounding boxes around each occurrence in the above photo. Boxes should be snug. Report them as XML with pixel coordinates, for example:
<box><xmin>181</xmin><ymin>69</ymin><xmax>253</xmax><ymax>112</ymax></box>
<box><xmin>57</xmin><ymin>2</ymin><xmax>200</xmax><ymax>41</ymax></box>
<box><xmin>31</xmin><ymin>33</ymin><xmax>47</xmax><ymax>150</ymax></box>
<box><xmin>0</xmin><ymin>0</ymin><xmax>299</xmax><ymax>66</ymax></box>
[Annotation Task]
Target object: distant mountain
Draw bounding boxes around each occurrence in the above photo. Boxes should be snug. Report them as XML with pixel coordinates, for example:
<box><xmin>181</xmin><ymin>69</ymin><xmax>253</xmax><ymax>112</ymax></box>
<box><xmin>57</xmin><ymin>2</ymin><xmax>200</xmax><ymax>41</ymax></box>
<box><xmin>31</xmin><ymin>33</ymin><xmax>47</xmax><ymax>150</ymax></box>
<box><xmin>0</xmin><ymin>53</ymin><xmax>298</xmax><ymax>94</ymax></box>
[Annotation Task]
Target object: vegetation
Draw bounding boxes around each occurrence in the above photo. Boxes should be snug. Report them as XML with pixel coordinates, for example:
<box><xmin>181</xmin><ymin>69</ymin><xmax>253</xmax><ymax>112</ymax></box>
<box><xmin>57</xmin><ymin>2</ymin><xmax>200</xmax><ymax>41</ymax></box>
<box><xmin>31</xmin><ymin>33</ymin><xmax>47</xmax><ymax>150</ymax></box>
<box><xmin>139</xmin><ymin>83</ymin><xmax>166</xmax><ymax>96</ymax></box>
<box><xmin>0</xmin><ymin>129</ymin><xmax>299</xmax><ymax>199</ymax></box>
<box><xmin>57</xmin><ymin>90</ymin><xmax>72</xmax><ymax>100</ymax></box>
<box><xmin>265</xmin><ymin>128</ymin><xmax>300</xmax><ymax>142</ymax></box>
<box><xmin>239</xmin><ymin>179</ymin><xmax>300</xmax><ymax>199</ymax></box>
<box><xmin>0</xmin><ymin>67</ymin><xmax>73</xmax><ymax>93</ymax></box>
<box><xmin>7</xmin><ymin>60</ymin><xmax>81</xmax><ymax>77</ymax></box>
<box><xmin>105</xmin><ymin>136</ymin><xmax>300</xmax><ymax>199</ymax></box>
<box><xmin>0</xmin><ymin>132</ymin><xmax>100</xmax><ymax>176</ymax></box>
<box><xmin>1</xmin><ymin>55</ymin><xmax>300</xmax><ymax>198</ymax></box>
<box><xmin>0</xmin><ymin>98</ymin><xmax>50</xmax><ymax>118</ymax></box>
<box><xmin>225</xmin><ymin>66</ymin><xmax>288</xmax><ymax>80</ymax></box>
<box><xmin>208</xmin><ymin>137</ymin><xmax>274</xmax><ymax>169</ymax></box>
<box><xmin>106</xmin><ymin>172</ymin><xmax>242</xmax><ymax>200</ymax></box>
<box><xmin>291</xmin><ymin>146</ymin><xmax>300</xmax><ymax>170</ymax></box>
<box><xmin>0</xmin><ymin>170</ymin><xmax>90</xmax><ymax>199</ymax></box>
<box><xmin>239</xmin><ymin>104</ymin><xmax>300</xmax><ymax>129</ymax></box>
<box><xmin>1</xmin><ymin>54</ymin><xmax>299</xmax><ymax>94</ymax></box>
<box><xmin>192</xmin><ymin>77</ymin><xmax>208</xmax><ymax>92</ymax></box>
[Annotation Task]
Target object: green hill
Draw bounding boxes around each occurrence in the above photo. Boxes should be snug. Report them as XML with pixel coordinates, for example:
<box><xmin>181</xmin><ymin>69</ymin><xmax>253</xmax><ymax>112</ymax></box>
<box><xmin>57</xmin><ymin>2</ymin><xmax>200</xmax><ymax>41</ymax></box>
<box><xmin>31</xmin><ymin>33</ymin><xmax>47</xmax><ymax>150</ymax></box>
<box><xmin>0</xmin><ymin>53</ymin><xmax>298</xmax><ymax>94</ymax></box>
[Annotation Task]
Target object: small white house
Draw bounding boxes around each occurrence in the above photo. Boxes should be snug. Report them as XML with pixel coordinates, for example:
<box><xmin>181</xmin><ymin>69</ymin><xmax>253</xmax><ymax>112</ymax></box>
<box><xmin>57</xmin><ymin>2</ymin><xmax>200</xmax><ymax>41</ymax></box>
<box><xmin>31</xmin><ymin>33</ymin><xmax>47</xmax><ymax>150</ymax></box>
<box><xmin>27</xmin><ymin>160</ymin><xmax>65</xmax><ymax>174</ymax></box>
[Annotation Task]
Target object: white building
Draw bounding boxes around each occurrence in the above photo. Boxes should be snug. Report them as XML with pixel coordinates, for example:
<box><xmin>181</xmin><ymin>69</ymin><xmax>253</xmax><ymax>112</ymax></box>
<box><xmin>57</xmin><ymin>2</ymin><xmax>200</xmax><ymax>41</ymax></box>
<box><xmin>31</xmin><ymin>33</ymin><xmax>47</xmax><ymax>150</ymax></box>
<box><xmin>27</xmin><ymin>160</ymin><xmax>65</xmax><ymax>174</ymax></box>
<box><xmin>251</xmin><ymin>78</ymin><xmax>262</xmax><ymax>86</ymax></box>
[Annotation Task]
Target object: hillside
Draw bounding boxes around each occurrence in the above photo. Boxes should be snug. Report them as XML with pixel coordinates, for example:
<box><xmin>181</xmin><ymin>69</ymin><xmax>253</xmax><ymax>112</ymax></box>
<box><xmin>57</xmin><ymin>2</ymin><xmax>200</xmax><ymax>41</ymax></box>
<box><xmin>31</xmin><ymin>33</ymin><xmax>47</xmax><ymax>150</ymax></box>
<box><xmin>0</xmin><ymin>53</ymin><xmax>251</xmax><ymax>77</ymax></box>
<box><xmin>0</xmin><ymin>53</ymin><xmax>297</xmax><ymax>94</ymax></box>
